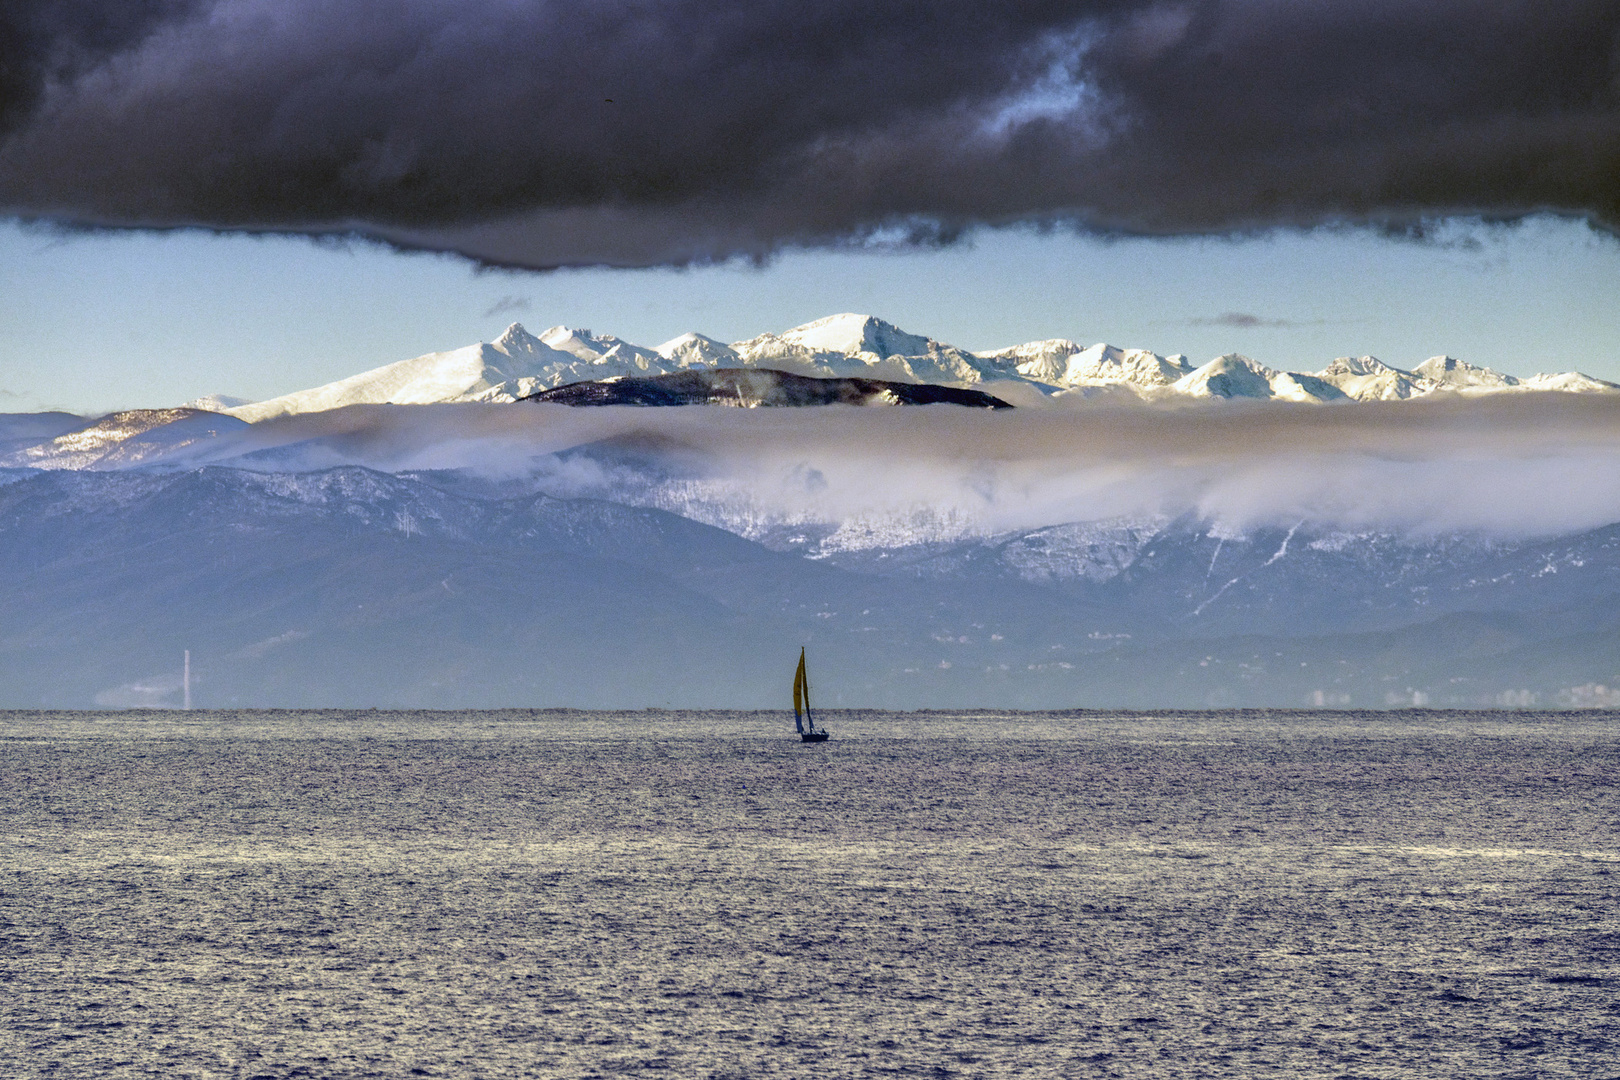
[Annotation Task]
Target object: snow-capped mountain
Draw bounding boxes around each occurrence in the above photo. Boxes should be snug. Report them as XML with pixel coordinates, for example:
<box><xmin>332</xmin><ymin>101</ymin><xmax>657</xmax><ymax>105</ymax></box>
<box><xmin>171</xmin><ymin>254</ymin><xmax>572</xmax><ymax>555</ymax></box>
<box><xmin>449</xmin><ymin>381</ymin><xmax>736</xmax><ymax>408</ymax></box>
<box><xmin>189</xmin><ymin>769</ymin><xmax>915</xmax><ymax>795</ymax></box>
<box><xmin>977</xmin><ymin>340</ymin><xmax>1192</xmax><ymax>392</ymax></box>
<box><xmin>655</xmin><ymin>332</ymin><xmax>740</xmax><ymax>368</ymax></box>
<box><xmin>208</xmin><ymin>312</ymin><xmax>1619</xmax><ymax>421</ymax></box>
<box><xmin>1413</xmin><ymin>355</ymin><xmax>1519</xmax><ymax>391</ymax></box>
<box><xmin>1171</xmin><ymin>354</ymin><xmax>1348</xmax><ymax>403</ymax></box>
<box><xmin>1520</xmin><ymin>371</ymin><xmax>1620</xmax><ymax>393</ymax></box>
<box><xmin>1314</xmin><ymin>356</ymin><xmax>1431</xmax><ymax>401</ymax></box>
<box><xmin>522</xmin><ymin>325</ymin><xmax>682</xmax><ymax>389</ymax></box>
<box><xmin>227</xmin><ymin>324</ymin><xmax>568</xmax><ymax>421</ymax></box>
<box><xmin>729</xmin><ymin>313</ymin><xmax>1019</xmax><ymax>386</ymax></box>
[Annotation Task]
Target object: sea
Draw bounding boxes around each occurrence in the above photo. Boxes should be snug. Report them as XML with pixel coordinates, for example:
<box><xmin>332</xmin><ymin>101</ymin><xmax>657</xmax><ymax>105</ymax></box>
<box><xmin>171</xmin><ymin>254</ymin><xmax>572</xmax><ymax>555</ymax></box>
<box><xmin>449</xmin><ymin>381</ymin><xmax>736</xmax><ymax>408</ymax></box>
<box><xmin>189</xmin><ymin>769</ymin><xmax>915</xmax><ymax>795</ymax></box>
<box><xmin>2</xmin><ymin>709</ymin><xmax>1617</xmax><ymax>1079</ymax></box>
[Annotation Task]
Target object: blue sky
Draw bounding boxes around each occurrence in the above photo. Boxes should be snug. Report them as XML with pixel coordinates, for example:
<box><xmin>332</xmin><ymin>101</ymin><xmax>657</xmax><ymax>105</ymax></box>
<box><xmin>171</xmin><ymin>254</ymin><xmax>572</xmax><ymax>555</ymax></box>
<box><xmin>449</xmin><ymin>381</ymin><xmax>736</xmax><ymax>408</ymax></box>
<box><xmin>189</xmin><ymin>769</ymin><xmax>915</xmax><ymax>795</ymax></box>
<box><xmin>1</xmin><ymin>214</ymin><xmax>1616</xmax><ymax>416</ymax></box>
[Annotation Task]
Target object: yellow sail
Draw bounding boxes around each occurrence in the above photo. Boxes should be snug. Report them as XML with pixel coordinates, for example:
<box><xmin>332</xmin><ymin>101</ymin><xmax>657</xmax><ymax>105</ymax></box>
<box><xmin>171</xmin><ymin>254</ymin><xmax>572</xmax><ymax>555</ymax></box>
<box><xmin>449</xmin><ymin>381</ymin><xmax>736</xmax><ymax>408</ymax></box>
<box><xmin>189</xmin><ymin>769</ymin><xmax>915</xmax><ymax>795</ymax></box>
<box><xmin>793</xmin><ymin>647</ymin><xmax>807</xmax><ymax>730</ymax></box>
<box><xmin>799</xmin><ymin>650</ymin><xmax>811</xmax><ymax>717</ymax></box>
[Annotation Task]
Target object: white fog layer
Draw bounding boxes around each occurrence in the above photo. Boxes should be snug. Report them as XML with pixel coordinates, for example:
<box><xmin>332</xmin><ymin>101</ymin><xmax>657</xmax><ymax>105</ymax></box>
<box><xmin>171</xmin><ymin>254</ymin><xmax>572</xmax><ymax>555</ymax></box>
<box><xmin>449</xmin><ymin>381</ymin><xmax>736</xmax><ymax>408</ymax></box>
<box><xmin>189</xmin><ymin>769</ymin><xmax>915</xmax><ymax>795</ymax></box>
<box><xmin>11</xmin><ymin>394</ymin><xmax>1620</xmax><ymax>541</ymax></box>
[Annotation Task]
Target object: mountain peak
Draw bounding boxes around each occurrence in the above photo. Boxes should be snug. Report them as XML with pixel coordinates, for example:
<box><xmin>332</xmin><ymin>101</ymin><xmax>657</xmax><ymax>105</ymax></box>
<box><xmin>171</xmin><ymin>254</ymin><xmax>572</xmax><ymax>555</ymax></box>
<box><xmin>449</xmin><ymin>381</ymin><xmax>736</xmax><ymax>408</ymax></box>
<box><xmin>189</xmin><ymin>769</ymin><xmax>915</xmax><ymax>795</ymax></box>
<box><xmin>656</xmin><ymin>331</ymin><xmax>739</xmax><ymax>365</ymax></box>
<box><xmin>1175</xmin><ymin>354</ymin><xmax>1284</xmax><ymax>400</ymax></box>
<box><xmin>1313</xmin><ymin>355</ymin><xmax>1428</xmax><ymax>401</ymax></box>
<box><xmin>778</xmin><ymin>313</ymin><xmax>931</xmax><ymax>359</ymax></box>
<box><xmin>495</xmin><ymin>322</ymin><xmax>537</xmax><ymax>347</ymax></box>
<box><xmin>1414</xmin><ymin>355</ymin><xmax>1519</xmax><ymax>388</ymax></box>
<box><xmin>1320</xmin><ymin>355</ymin><xmax>1400</xmax><ymax>378</ymax></box>
<box><xmin>539</xmin><ymin>324</ymin><xmax>586</xmax><ymax>346</ymax></box>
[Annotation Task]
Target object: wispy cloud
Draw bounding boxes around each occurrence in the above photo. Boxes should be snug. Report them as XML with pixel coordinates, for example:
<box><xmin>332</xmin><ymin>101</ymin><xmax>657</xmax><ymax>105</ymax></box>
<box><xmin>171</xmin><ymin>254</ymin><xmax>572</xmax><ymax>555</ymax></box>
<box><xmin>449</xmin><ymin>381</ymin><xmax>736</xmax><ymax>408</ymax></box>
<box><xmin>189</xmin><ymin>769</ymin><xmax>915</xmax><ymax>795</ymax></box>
<box><xmin>1186</xmin><ymin>313</ymin><xmax>1322</xmax><ymax>330</ymax></box>
<box><xmin>482</xmin><ymin>294</ymin><xmax>530</xmax><ymax>319</ymax></box>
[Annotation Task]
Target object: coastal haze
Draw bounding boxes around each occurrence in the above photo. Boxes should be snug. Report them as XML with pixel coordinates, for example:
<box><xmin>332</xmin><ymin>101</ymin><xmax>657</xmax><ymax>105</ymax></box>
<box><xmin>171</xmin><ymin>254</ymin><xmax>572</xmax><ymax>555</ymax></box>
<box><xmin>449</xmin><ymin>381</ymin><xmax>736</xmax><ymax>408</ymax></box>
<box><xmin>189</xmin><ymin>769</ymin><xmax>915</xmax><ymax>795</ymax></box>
<box><xmin>5</xmin><ymin>708</ymin><xmax>1616</xmax><ymax>1078</ymax></box>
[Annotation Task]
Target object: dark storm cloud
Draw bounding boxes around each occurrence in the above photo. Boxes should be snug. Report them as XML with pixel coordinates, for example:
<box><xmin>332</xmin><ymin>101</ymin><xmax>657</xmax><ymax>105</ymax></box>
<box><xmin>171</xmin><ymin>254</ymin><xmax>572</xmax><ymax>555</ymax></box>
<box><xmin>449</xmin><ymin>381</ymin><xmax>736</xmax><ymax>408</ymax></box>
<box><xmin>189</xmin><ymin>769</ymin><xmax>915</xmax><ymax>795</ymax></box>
<box><xmin>0</xmin><ymin>1</ymin><xmax>1617</xmax><ymax>266</ymax></box>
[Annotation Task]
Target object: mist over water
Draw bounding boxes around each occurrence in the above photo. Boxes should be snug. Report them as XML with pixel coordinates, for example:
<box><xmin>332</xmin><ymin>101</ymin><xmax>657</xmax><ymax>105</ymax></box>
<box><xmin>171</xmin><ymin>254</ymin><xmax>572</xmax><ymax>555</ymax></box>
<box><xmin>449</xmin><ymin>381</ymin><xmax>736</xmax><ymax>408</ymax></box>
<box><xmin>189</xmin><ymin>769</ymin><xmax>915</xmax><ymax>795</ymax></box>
<box><xmin>4</xmin><ymin>709</ymin><xmax>1616</xmax><ymax>1078</ymax></box>
<box><xmin>220</xmin><ymin>394</ymin><xmax>1620</xmax><ymax>540</ymax></box>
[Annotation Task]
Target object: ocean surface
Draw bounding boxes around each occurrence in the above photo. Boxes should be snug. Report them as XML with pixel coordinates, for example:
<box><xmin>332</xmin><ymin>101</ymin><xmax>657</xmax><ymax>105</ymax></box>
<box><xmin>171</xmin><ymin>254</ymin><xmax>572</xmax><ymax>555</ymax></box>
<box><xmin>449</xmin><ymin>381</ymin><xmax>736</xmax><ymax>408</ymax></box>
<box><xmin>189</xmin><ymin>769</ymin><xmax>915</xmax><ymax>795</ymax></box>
<box><xmin>2</xmin><ymin>709</ymin><xmax>1617</xmax><ymax>1079</ymax></box>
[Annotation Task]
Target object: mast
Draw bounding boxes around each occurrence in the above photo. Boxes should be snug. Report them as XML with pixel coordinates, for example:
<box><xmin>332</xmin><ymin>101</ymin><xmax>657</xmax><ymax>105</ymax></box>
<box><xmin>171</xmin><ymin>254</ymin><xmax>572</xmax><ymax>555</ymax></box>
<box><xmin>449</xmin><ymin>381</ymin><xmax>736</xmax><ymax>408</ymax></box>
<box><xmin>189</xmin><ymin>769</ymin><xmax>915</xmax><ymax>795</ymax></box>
<box><xmin>183</xmin><ymin>650</ymin><xmax>191</xmax><ymax>711</ymax></box>
<box><xmin>802</xmin><ymin>648</ymin><xmax>814</xmax><ymax>733</ymax></box>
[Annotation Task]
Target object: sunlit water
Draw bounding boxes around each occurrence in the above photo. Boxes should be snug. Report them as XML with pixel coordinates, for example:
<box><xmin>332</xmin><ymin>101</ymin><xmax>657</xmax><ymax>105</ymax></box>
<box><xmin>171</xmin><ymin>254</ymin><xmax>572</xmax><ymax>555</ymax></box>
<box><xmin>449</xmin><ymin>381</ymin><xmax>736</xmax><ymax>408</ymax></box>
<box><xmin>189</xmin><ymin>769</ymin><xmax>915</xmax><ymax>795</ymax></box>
<box><xmin>3</xmin><ymin>709</ymin><xmax>1618</xmax><ymax>1078</ymax></box>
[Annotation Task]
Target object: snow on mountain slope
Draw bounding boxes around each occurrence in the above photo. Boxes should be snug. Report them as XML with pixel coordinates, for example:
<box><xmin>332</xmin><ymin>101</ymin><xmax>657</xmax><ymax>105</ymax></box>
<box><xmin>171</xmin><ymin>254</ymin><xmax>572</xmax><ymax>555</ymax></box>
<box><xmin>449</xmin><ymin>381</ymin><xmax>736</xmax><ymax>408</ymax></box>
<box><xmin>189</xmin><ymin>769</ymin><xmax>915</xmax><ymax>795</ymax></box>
<box><xmin>1413</xmin><ymin>355</ymin><xmax>1519</xmax><ymax>391</ymax></box>
<box><xmin>183</xmin><ymin>394</ymin><xmax>256</xmax><ymax>412</ymax></box>
<box><xmin>1520</xmin><ymin>371</ymin><xmax>1620</xmax><ymax>393</ymax></box>
<box><xmin>1172</xmin><ymin>354</ymin><xmax>1347</xmax><ymax>403</ymax></box>
<box><xmin>208</xmin><ymin>313</ymin><xmax>1618</xmax><ymax>421</ymax></box>
<box><xmin>1313</xmin><ymin>356</ymin><xmax>1432</xmax><ymax>401</ymax></box>
<box><xmin>977</xmin><ymin>340</ymin><xmax>1192</xmax><ymax>393</ymax></box>
<box><xmin>0</xmin><ymin>409</ymin><xmax>250</xmax><ymax>470</ymax></box>
<box><xmin>1267</xmin><ymin>370</ymin><xmax>1349</xmax><ymax>403</ymax></box>
<box><xmin>1308</xmin><ymin>355</ymin><xmax>1618</xmax><ymax>401</ymax></box>
<box><xmin>226</xmin><ymin>324</ymin><xmax>574</xmax><ymax>421</ymax></box>
<box><xmin>785</xmin><ymin>312</ymin><xmax>934</xmax><ymax>357</ymax></box>
<box><xmin>1057</xmin><ymin>344</ymin><xmax>1191</xmax><ymax>390</ymax></box>
<box><xmin>538</xmin><ymin>325</ymin><xmax>667</xmax><ymax>371</ymax></box>
<box><xmin>657</xmin><ymin>332</ymin><xmax>741</xmax><ymax>367</ymax></box>
<box><xmin>457</xmin><ymin>325</ymin><xmax>707</xmax><ymax>401</ymax></box>
<box><xmin>732</xmin><ymin>314</ymin><xmax>1016</xmax><ymax>386</ymax></box>
<box><xmin>973</xmin><ymin>339</ymin><xmax>1077</xmax><ymax>388</ymax></box>
<box><xmin>996</xmin><ymin>519</ymin><xmax>1169</xmax><ymax>584</ymax></box>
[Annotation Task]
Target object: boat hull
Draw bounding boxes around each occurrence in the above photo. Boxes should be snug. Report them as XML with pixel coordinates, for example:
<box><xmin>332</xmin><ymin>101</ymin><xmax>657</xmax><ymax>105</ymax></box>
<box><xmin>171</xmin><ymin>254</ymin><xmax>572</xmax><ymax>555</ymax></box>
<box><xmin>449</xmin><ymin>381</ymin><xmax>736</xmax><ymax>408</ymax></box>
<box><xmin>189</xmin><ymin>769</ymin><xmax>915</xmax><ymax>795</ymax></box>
<box><xmin>800</xmin><ymin>730</ymin><xmax>830</xmax><ymax>743</ymax></box>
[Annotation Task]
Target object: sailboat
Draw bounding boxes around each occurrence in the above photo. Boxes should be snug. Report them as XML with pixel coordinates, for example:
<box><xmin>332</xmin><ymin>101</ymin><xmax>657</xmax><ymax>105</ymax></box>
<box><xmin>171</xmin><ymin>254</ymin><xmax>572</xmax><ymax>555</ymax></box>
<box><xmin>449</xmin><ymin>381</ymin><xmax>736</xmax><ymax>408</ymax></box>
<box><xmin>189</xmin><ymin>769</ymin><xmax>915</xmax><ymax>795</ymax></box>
<box><xmin>792</xmin><ymin>647</ymin><xmax>830</xmax><ymax>743</ymax></box>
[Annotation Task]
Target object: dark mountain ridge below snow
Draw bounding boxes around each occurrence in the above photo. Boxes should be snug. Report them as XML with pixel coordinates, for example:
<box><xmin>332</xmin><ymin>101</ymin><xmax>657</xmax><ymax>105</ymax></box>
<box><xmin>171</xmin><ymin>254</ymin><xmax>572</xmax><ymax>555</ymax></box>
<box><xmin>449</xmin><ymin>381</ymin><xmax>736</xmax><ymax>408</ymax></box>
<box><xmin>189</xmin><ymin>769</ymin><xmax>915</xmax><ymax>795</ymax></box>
<box><xmin>522</xmin><ymin>368</ymin><xmax>1013</xmax><ymax>409</ymax></box>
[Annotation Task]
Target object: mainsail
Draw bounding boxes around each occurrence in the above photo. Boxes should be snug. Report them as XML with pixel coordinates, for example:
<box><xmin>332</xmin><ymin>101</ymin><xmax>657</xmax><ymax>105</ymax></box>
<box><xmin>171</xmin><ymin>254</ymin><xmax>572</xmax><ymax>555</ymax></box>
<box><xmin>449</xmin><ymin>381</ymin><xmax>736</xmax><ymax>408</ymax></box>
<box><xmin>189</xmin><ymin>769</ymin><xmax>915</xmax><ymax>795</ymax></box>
<box><xmin>793</xmin><ymin>647</ymin><xmax>809</xmax><ymax>734</ymax></box>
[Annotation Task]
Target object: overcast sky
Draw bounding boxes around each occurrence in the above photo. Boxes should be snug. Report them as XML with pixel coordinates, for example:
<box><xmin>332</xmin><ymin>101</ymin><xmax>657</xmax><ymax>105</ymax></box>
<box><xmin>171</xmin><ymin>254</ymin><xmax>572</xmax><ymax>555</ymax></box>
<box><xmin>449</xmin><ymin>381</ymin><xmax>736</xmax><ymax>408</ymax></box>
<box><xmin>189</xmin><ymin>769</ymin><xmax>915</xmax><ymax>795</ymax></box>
<box><xmin>1</xmin><ymin>1</ymin><xmax>1618</xmax><ymax>414</ymax></box>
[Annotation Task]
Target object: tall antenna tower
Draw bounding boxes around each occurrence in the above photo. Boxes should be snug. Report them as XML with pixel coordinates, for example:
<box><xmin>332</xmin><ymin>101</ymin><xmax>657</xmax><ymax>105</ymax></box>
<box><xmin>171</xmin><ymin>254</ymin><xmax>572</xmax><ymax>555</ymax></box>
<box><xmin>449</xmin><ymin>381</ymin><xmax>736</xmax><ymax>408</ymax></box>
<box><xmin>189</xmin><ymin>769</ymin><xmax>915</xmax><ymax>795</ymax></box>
<box><xmin>183</xmin><ymin>650</ymin><xmax>191</xmax><ymax>711</ymax></box>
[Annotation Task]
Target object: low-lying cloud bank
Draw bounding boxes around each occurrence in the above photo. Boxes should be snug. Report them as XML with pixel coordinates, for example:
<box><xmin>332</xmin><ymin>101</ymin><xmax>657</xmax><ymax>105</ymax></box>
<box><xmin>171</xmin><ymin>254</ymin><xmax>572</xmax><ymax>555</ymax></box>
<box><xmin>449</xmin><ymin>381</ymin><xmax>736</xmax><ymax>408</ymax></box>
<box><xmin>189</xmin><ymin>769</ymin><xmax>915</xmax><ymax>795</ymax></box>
<box><xmin>1</xmin><ymin>1</ymin><xmax>1617</xmax><ymax>266</ymax></box>
<box><xmin>132</xmin><ymin>393</ymin><xmax>1620</xmax><ymax>541</ymax></box>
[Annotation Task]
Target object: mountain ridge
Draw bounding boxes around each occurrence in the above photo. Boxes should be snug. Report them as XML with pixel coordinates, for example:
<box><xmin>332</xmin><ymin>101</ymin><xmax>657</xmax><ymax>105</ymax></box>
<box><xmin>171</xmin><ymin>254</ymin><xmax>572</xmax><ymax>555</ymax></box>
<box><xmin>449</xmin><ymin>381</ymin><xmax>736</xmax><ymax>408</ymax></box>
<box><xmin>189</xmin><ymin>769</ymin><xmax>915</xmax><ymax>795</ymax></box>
<box><xmin>520</xmin><ymin>368</ymin><xmax>1013</xmax><ymax>409</ymax></box>
<box><xmin>210</xmin><ymin>313</ymin><xmax>1618</xmax><ymax>422</ymax></box>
